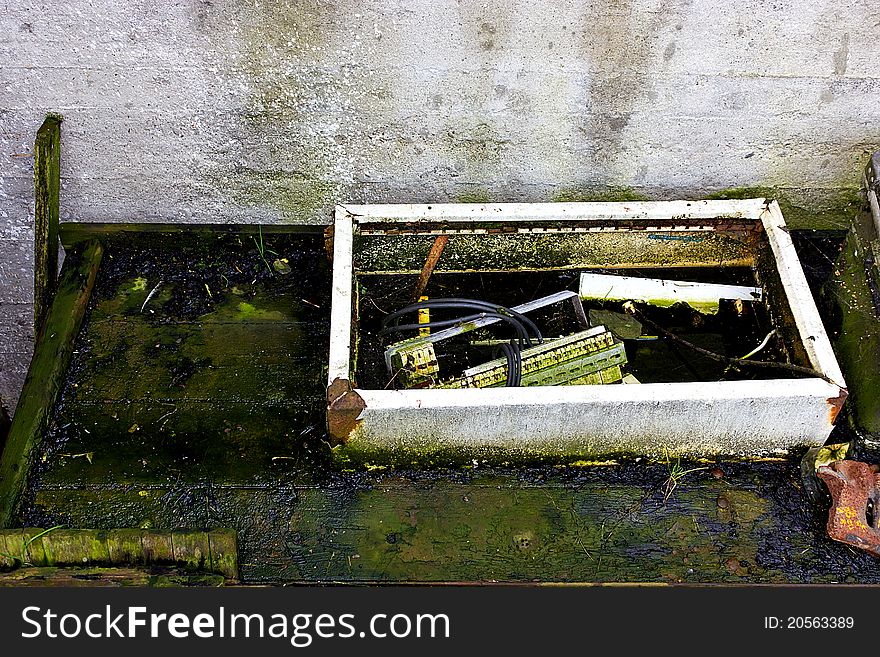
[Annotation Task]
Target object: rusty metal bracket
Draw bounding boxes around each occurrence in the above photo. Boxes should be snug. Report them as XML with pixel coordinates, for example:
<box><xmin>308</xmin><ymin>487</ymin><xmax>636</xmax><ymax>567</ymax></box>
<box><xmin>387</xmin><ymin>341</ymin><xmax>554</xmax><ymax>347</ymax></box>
<box><xmin>327</xmin><ymin>377</ymin><xmax>366</xmax><ymax>446</ymax></box>
<box><xmin>323</xmin><ymin>224</ymin><xmax>335</xmax><ymax>261</ymax></box>
<box><xmin>817</xmin><ymin>459</ymin><xmax>880</xmax><ymax>557</ymax></box>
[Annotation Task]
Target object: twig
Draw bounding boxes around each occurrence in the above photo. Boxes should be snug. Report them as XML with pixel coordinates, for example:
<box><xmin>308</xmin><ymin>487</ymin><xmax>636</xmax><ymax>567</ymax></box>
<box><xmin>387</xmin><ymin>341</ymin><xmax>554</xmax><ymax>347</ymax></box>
<box><xmin>411</xmin><ymin>235</ymin><xmax>449</xmax><ymax>302</ymax></box>
<box><xmin>140</xmin><ymin>280</ymin><xmax>163</xmax><ymax>313</ymax></box>
<box><xmin>740</xmin><ymin>329</ymin><xmax>777</xmax><ymax>360</ymax></box>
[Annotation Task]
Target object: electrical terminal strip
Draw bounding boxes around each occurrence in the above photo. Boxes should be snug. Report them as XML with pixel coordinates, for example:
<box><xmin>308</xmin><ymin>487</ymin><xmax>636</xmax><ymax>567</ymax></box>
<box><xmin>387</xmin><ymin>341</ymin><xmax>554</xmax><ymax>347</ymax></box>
<box><xmin>440</xmin><ymin>326</ymin><xmax>626</xmax><ymax>389</ymax></box>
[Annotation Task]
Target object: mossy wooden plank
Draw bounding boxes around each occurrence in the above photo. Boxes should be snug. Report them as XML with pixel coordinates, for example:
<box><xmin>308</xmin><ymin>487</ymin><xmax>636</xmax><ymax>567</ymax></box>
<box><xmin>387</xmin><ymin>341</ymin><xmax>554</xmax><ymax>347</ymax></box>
<box><xmin>0</xmin><ymin>529</ymin><xmax>236</xmax><ymax>576</ymax></box>
<box><xmin>827</xmin><ymin>215</ymin><xmax>880</xmax><ymax>433</ymax></box>
<box><xmin>39</xmin><ymin>399</ymin><xmax>322</xmax><ymax>486</ymax></box>
<box><xmin>106</xmin><ymin>528</ymin><xmax>145</xmax><ymax>565</ymax></box>
<box><xmin>21</xmin><ymin>527</ymin><xmax>49</xmax><ymax>565</ymax></box>
<box><xmin>0</xmin><ymin>240</ymin><xmax>103</xmax><ymax>527</ymax></box>
<box><xmin>142</xmin><ymin>531</ymin><xmax>175</xmax><ymax>564</ymax></box>
<box><xmin>208</xmin><ymin>529</ymin><xmax>239</xmax><ymax>579</ymax></box>
<box><xmin>59</xmin><ymin>222</ymin><xmax>325</xmax><ymax>249</ymax></box>
<box><xmin>41</xmin><ymin>529</ymin><xmax>102</xmax><ymax>567</ymax></box>
<box><xmin>171</xmin><ymin>530</ymin><xmax>211</xmax><ymax>570</ymax></box>
<box><xmin>33</xmin><ymin>115</ymin><xmax>62</xmax><ymax>337</ymax></box>
<box><xmin>0</xmin><ymin>566</ymin><xmax>225</xmax><ymax>587</ymax></box>
<box><xmin>23</xmin><ymin>463</ymin><xmax>880</xmax><ymax>584</ymax></box>
<box><xmin>0</xmin><ymin>403</ymin><xmax>10</xmax><ymax>449</ymax></box>
<box><xmin>0</xmin><ymin>531</ymin><xmax>19</xmax><ymax>568</ymax></box>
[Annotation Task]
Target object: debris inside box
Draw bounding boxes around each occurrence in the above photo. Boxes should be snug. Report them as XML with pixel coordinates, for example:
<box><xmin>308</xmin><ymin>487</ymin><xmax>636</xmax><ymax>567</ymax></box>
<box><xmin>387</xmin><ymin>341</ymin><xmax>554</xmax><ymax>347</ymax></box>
<box><xmin>355</xmin><ymin>269</ymin><xmax>797</xmax><ymax>391</ymax></box>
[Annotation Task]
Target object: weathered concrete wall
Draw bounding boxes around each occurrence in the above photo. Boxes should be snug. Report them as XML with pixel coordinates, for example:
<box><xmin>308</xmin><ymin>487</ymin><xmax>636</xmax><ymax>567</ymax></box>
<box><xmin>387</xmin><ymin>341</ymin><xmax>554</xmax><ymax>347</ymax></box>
<box><xmin>1</xmin><ymin>0</ymin><xmax>879</xmax><ymax>409</ymax></box>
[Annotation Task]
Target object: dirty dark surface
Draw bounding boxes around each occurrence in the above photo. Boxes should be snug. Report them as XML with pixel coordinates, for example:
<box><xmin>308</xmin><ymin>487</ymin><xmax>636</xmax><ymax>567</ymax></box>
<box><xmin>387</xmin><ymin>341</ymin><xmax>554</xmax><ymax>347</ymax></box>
<box><xmin>18</xmin><ymin>232</ymin><xmax>880</xmax><ymax>583</ymax></box>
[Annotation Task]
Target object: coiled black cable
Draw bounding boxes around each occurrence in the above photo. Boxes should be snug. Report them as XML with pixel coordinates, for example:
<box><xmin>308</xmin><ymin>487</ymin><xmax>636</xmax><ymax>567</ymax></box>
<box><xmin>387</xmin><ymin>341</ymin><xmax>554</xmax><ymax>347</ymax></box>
<box><xmin>499</xmin><ymin>341</ymin><xmax>522</xmax><ymax>386</ymax></box>
<box><xmin>382</xmin><ymin>298</ymin><xmax>543</xmax><ymax>345</ymax></box>
<box><xmin>379</xmin><ymin>311</ymin><xmax>532</xmax><ymax>347</ymax></box>
<box><xmin>499</xmin><ymin>343</ymin><xmax>515</xmax><ymax>387</ymax></box>
<box><xmin>382</xmin><ymin>297</ymin><xmax>536</xmax><ymax>387</ymax></box>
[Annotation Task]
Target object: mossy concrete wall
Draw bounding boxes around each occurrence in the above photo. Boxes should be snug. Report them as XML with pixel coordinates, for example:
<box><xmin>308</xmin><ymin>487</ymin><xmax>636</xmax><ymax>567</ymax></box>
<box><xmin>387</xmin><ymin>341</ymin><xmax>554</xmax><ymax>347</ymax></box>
<box><xmin>1</xmin><ymin>0</ymin><xmax>879</xmax><ymax>408</ymax></box>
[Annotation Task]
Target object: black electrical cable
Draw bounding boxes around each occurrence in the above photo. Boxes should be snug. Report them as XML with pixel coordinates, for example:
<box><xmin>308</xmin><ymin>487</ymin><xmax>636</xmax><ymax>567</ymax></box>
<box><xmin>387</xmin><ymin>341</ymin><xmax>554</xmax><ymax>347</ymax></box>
<box><xmin>499</xmin><ymin>341</ymin><xmax>522</xmax><ymax>387</ymax></box>
<box><xmin>500</xmin><ymin>343</ymin><xmax>516</xmax><ymax>387</ymax></box>
<box><xmin>383</xmin><ymin>303</ymin><xmax>535</xmax><ymax>342</ymax></box>
<box><xmin>379</xmin><ymin>313</ymin><xmax>492</xmax><ymax>333</ymax></box>
<box><xmin>393</xmin><ymin>300</ymin><xmax>543</xmax><ymax>344</ymax></box>
<box><xmin>511</xmin><ymin>341</ymin><xmax>522</xmax><ymax>386</ymax></box>
<box><xmin>379</xmin><ymin>311</ymin><xmax>532</xmax><ymax>347</ymax></box>
<box><xmin>383</xmin><ymin>298</ymin><xmax>543</xmax><ymax>344</ymax></box>
<box><xmin>382</xmin><ymin>297</ymin><xmax>541</xmax><ymax>387</ymax></box>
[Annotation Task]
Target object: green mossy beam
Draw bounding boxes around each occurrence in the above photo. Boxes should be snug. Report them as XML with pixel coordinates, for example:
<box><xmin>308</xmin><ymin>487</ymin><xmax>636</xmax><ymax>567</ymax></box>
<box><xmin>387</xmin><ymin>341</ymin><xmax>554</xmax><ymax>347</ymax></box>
<box><xmin>0</xmin><ymin>529</ymin><xmax>238</xmax><ymax>579</ymax></box>
<box><xmin>33</xmin><ymin>115</ymin><xmax>63</xmax><ymax>339</ymax></box>
<box><xmin>0</xmin><ymin>240</ymin><xmax>103</xmax><ymax>527</ymax></box>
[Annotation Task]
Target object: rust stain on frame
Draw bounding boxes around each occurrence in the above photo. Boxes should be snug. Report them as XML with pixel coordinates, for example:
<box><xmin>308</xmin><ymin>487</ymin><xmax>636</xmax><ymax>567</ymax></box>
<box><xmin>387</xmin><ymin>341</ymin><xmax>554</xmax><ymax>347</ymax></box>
<box><xmin>827</xmin><ymin>388</ymin><xmax>849</xmax><ymax>425</ymax></box>
<box><xmin>327</xmin><ymin>377</ymin><xmax>366</xmax><ymax>445</ymax></box>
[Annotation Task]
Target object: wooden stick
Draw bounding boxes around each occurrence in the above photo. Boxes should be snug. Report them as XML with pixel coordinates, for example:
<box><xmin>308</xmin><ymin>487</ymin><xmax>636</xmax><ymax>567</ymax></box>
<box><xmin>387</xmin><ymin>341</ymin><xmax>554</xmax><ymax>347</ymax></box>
<box><xmin>411</xmin><ymin>235</ymin><xmax>449</xmax><ymax>302</ymax></box>
<box><xmin>34</xmin><ymin>115</ymin><xmax>62</xmax><ymax>338</ymax></box>
<box><xmin>0</xmin><ymin>240</ymin><xmax>103</xmax><ymax>527</ymax></box>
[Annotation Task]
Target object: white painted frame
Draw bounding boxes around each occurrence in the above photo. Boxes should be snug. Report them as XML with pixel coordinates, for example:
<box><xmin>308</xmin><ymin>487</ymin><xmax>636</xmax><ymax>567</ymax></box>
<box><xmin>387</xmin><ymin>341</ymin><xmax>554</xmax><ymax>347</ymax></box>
<box><xmin>328</xmin><ymin>199</ymin><xmax>847</xmax><ymax>459</ymax></box>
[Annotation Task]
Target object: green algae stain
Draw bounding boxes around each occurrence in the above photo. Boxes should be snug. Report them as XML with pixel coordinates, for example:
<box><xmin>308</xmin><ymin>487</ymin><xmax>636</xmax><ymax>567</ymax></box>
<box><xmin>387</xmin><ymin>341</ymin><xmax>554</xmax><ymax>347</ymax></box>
<box><xmin>285</xmin><ymin>476</ymin><xmax>799</xmax><ymax>582</ymax></box>
<box><xmin>41</xmin><ymin>256</ymin><xmax>327</xmax><ymax>488</ymax></box>
<box><xmin>705</xmin><ymin>186</ymin><xmax>861</xmax><ymax>230</ymax></box>
<box><xmin>553</xmin><ymin>186</ymin><xmax>651</xmax><ymax>203</ymax></box>
<box><xmin>233</xmin><ymin>301</ymin><xmax>286</xmax><ymax>322</ymax></box>
<box><xmin>547</xmin><ymin>185</ymin><xmax>860</xmax><ymax>231</ymax></box>
<box><xmin>826</xmin><ymin>225</ymin><xmax>880</xmax><ymax>432</ymax></box>
<box><xmin>91</xmin><ymin>276</ymin><xmax>172</xmax><ymax>319</ymax></box>
<box><xmin>457</xmin><ymin>190</ymin><xmax>492</xmax><ymax>204</ymax></box>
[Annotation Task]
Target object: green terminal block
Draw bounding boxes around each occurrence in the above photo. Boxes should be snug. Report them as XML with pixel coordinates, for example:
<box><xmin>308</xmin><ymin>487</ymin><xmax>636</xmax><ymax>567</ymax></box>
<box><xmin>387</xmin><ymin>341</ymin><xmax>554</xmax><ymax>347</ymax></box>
<box><xmin>441</xmin><ymin>327</ymin><xmax>626</xmax><ymax>389</ymax></box>
<box><xmin>388</xmin><ymin>341</ymin><xmax>439</xmax><ymax>387</ymax></box>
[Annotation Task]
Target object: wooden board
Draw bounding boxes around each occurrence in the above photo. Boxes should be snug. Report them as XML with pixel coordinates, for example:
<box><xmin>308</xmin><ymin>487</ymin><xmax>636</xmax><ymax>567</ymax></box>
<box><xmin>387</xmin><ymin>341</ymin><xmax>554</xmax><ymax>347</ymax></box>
<box><xmin>0</xmin><ymin>240</ymin><xmax>103</xmax><ymax>527</ymax></box>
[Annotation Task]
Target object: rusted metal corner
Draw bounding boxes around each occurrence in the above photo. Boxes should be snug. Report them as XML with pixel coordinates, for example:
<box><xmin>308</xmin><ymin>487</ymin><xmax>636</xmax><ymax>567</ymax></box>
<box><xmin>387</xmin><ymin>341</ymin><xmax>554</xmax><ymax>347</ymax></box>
<box><xmin>826</xmin><ymin>387</ymin><xmax>849</xmax><ymax>425</ymax></box>
<box><xmin>817</xmin><ymin>460</ymin><xmax>880</xmax><ymax>557</ymax></box>
<box><xmin>324</xmin><ymin>224</ymin><xmax>335</xmax><ymax>262</ymax></box>
<box><xmin>327</xmin><ymin>377</ymin><xmax>366</xmax><ymax>446</ymax></box>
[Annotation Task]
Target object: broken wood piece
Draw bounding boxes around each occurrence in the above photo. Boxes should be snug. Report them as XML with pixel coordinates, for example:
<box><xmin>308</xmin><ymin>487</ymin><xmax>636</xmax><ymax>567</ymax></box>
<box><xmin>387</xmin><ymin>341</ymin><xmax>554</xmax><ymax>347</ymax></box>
<box><xmin>579</xmin><ymin>272</ymin><xmax>762</xmax><ymax>314</ymax></box>
<box><xmin>411</xmin><ymin>235</ymin><xmax>449</xmax><ymax>302</ymax></box>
